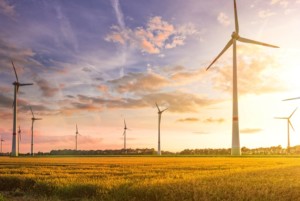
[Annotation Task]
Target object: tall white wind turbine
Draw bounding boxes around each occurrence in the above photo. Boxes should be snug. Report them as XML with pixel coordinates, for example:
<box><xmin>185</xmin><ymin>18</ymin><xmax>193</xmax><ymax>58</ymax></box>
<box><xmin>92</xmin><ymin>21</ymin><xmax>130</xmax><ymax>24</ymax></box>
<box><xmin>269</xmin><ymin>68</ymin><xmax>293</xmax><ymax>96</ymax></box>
<box><xmin>18</xmin><ymin>126</ymin><xmax>21</xmax><ymax>154</ymax></box>
<box><xmin>75</xmin><ymin>124</ymin><xmax>81</xmax><ymax>151</ymax></box>
<box><xmin>206</xmin><ymin>0</ymin><xmax>279</xmax><ymax>155</ymax></box>
<box><xmin>275</xmin><ymin>108</ymin><xmax>297</xmax><ymax>152</ymax></box>
<box><xmin>30</xmin><ymin>107</ymin><xmax>42</xmax><ymax>156</ymax></box>
<box><xmin>11</xmin><ymin>61</ymin><xmax>33</xmax><ymax>157</ymax></box>
<box><xmin>156</xmin><ymin>103</ymin><xmax>168</xmax><ymax>155</ymax></box>
<box><xmin>123</xmin><ymin>119</ymin><xmax>128</xmax><ymax>154</ymax></box>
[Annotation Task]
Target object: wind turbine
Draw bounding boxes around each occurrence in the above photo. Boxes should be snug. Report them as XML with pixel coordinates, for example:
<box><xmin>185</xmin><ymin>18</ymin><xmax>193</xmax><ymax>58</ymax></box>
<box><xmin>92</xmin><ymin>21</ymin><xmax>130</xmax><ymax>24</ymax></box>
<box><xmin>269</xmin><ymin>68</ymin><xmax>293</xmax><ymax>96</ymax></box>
<box><xmin>18</xmin><ymin>126</ymin><xmax>21</xmax><ymax>154</ymax></box>
<box><xmin>156</xmin><ymin>103</ymin><xmax>168</xmax><ymax>155</ymax></box>
<box><xmin>275</xmin><ymin>108</ymin><xmax>297</xmax><ymax>153</ymax></box>
<box><xmin>0</xmin><ymin>136</ymin><xmax>4</xmax><ymax>154</ymax></box>
<box><xmin>206</xmin><ymin>0</ymin><xmax>279</xmax><ymax>155</ymax></box>
<box><xmin>123</xmin><ymin>119</ymin><xmax>128</xmax><ymax>154</ymax></box>
<box><xmin>75</xmin><ymin>124</ymin><xmax>81</xmax><ymax>151</ymax></box>
<box><xmin>30</xmin><ymin>106</ymin><xmax>42</xmax><ymax>156</ymax></box>
<box><xmin>11</xmin><ymin>61</ymin><xmax>33</xmax><ymax>156</ymax></box>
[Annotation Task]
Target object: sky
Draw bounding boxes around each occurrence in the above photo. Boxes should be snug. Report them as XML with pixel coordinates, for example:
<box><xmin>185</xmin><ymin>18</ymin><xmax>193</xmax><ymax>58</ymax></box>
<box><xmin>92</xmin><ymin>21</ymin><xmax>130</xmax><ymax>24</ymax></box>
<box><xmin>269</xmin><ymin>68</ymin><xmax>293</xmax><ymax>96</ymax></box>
<box><xmin>1</xmin><ymin>0</ymin><xmax>300</xmax><ymax>153</ymax></box>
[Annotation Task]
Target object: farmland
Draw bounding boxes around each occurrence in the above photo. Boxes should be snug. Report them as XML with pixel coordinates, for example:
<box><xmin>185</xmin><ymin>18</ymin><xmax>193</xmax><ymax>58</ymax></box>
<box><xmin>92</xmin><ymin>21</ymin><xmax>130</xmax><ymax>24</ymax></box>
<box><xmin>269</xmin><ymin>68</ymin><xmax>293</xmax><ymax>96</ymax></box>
<box><xmin>1</xmin><ymin>156</ymin><xmax>300</xmax><ymax>200</ymax></box>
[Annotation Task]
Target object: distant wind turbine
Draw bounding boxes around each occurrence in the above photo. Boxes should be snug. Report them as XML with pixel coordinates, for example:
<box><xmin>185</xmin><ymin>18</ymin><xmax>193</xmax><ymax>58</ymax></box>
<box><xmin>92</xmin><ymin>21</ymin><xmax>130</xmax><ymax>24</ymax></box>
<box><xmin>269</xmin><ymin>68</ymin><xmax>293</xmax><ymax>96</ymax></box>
<box><xmin>11</xmin><ymin>61</ymin><xmax>33</xmax><ymax>156</ymax></box>
<box><xmin>206</xmin><ymin>0</ymin><xmax>279</xmax><ymax>155</ymax></box>
<box><xmin>0</xmin><ymin>136</ymin><xmax>4</xmax><ymax>154</ymax></box>
<box><xmin>18</xmin><ymin>126</ymin><xmax>21</xmax><ymax>154</ymax></box>
<box><xmin>75</xmin><ymin>124</ymin><xmax>81</xmax><ymax>151</ymax></box>
<box><xmin>30</xmin><ymin>107</ymin><xmax>42</xmax><ymax>156</ymax></box>
<box><xmin>275</xmin><ymin>108</ymin><xmax>297</xmax><ymax>152</ymax></box>
<box><xmin>156</xmin><ymin>103</ymin><xmax>168</xmax><ymax>155</ymax></box>
<box><xmin>123</xmin><ymin>119</ymin><xmax>128</xmax><ymax>154</ymax></box>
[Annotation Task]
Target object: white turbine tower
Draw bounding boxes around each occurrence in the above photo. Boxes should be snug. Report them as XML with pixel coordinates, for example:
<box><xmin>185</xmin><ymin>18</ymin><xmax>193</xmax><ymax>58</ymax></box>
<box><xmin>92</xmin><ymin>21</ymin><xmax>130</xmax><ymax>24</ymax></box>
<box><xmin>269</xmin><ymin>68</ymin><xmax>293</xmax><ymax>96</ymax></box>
<box><xmin>0</xmin><ymin>136</ymin><xmax>4</xmax><ymax>154</ymax></box>
<box><xmin>75</xmin><ymin>124</ymin><xmax>81</xmax><ymax>151</ymax></box>
<box><xmin>11</xmin><ymin>61</ymin><xmax>33</xmax><ymax>156</ymax></box>
<box><xmin>123</xmin><ymin>119</ymin><xmax>128</xmax><ymax>154</ymax></box>
<box><xmin>30</xmin><ymin>107</ymin><xmax>42</xmax><ymax>156</ymax></box>
<box><xmin>275</xmin><ymin>108</ymin><xmax>297</xmax><ymax>153</ymax></box>
<box><xmin>156</xmin><ymin>103</ymin><xmax>168</xmax><ymax>155</ymax></box>
<box><xmin>206</xmin><ymin>0</ymin><xmax>279</xmax><ymax>155</ymax></box>
<box><xmin>18</xmin><ymin>126</ymin><xmax>21</xmax><ymax>154</ymax></box>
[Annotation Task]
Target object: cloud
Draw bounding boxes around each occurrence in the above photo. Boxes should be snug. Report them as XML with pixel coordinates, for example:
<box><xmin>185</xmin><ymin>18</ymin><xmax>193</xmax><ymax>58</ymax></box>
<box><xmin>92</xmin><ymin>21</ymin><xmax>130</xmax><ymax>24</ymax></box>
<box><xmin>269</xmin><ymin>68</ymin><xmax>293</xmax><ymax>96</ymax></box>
<box><xmin>108</xmin><ymin>72</ymin><xmax>170</xmax><ymax>93</ymax></box>
<box><xmin>240</xmin><ymin>128</ymin><xmax>262</xmax><ymax>134</ymax></box>
<box><xmin>218</xmin><ymin>12</ymin><xmax>230</xmax><ymax>26</ymax></box>
<box><xmin>0</xmin><ymin>93</ymin><xmax>13</xmax><ymax>107</ymax></box>
<box><xmin>270</xmin><ymin>0</ymin><xmax>289</xmax><ymax>7</ymax></box>
<box><xmin>258</xmin><ymin>10</ymin><xmax>276</xmax><ymax>18</ymax></box>
<box><xmin>106</xmin><ymin>16</ymin><xmax>200</xmax><ymax>54</ymax></box>
<box><xmin>0</xmin><ymin>0</ymin><xmax>15</xmax><ymax>18</ymax></box>
<box><xmin>110</xmin><ymin>0</ymin><xmax>125</xmax><ymax>29</ymax></box>
<box><xmin>70</xmin><ymin>90</ymin><xmax>217</xmax><ymax>114</ymax></box>
<box><xmin>0</xmin><ymin>38</ymin><xmax>36</xmax><ymax>71</ymax></box>
<box><xmin>177</xmin><ymin>117</ymin><xmax>199</xmax><ymax>122</ymax></box>
<box><xmin>34</xmin><ymin>77</ymin><xmax>59</xmax><ymax>97</ymax></box>
<box><xmin>55</xmin><ymin>6</ymin><xmax>78</xmax><ymax>51</ymax></box>
<box><xmin>211</xmin><ymin>45</ymin><xmax>285</xmax><ymax>95</ymax></box>
<box><xmin>204</xmin><ymin>117</ymin><xmax>225</xmax><ymax>124</ymax></box>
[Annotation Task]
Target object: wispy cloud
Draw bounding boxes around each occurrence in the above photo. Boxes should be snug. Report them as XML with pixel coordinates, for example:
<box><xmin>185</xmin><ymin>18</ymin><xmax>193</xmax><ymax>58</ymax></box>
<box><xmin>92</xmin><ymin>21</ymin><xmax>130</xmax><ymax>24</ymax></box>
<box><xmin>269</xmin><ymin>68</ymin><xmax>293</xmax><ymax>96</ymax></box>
<box><xmin>55</xmin><ymin>6</ymin><xmax>78</xmax><ymax>52</ymax></box>
<box><xmin>34</xmin><ymin>77</ymin><xmax>60</xmax><ymax>97</ymax></box>
<box><xmin>204</xmin><ymin>117</ymin><xmax>225</xmax><ymax>124</ymax></box>
<box><xmin>108</xmin><ymin>71</ymin><xmax>170</xmax><ymax>94</ymax></box>
<box><xmin>270</xmin><ymin>0</ymin><xmax>289</xmax><ymax>7</ymax></box>
<box><xmin>0</xmin><ymin>0</ymin><xmax>15</xmax><ymax>18</ymax></box>
<box><xmin>258</xmin><ymin>10</ymin><xmax>276</xmax><ymax>18</ymax></box>
<box><xmin>240</xmin><ymin>128</ymin><xmax>262</xmax><ymax>134</ymax></box>
<box><xmin>217</xmin><ymin>12</ymin><xmax>230</xmax><ymax>27</ymax></box>
<box><xmin>177</xmin><ymin>117</ymin><xmax>199</xmax><ymax>122</ymax></box>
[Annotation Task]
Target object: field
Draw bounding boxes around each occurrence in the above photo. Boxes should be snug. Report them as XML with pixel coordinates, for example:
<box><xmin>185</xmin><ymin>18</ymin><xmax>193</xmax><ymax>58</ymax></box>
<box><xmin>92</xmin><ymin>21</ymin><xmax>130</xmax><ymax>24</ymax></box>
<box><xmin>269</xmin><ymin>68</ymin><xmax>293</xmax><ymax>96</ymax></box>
<box><xmin>1</xmin><ymin>156</ymin><xmax>300</xmax><ymax>201</ymax></box>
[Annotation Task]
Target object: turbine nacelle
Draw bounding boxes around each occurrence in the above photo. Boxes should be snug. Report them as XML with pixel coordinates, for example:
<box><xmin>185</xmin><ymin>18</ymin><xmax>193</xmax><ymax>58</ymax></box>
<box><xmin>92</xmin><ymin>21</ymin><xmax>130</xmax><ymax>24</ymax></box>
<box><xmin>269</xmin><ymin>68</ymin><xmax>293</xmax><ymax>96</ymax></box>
<box><xmin>231</xmin><ymin>32</ymin><xmax>239</xmax><ymax>40</ymax></box>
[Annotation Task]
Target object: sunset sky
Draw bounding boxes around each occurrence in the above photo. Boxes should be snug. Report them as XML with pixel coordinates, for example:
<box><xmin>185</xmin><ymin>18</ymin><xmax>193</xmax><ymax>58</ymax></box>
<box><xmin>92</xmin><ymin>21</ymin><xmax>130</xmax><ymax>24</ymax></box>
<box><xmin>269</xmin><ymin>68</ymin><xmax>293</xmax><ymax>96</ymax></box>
<box><xmin>1</xmin><ymin>0</ymin><xmax>300</xmax><ymax>153</ymax></box>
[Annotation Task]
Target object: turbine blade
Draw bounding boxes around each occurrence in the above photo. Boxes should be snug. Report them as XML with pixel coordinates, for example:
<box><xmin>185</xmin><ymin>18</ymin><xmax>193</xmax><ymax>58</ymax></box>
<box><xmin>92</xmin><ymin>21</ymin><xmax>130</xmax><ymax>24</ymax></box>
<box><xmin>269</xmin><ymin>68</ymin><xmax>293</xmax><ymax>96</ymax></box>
<box><xmin>19</xmin><ymin>83</ymin><xmax>34</xmax><ymax>86</ymax></box>
<box><xmin>289</xmin><ymin>108</ymin><xmax>297</xmax><ymax>118</ymax></box>
<box><xmin>162</xmin><ymin>108</ymin><xmax>168</xmax><ymax>113</ymax></box>
<box><xmin>283</xmin><ymin>97</ymin><xmax>300</xmax><ymax>101</ymax></box>
<box><xmin>234</xmin><ymin>0</ymin><xmax>239</xmax><ymax>34</ymax></box>
<box><xmin>155</xmin><ymin>102</ymin><xmax>160</xmax><ymax>112</ymax></box>
<box><xmin>11</xmin><ymin>60</ymin><xmax>19</xmax><ymax>82</ymax></box>
<box><xmin>206</xmin><ymin>39</ymin><xmax>233</xmax><ymax>70</ymax></box>
<box><xmin>76</xmin><ymin>124</ymin><xmax>78</xmax><ymax>133</ymax></box>
<box><xmin>238</xmin><ymin>37</ymin><xmax>279</xmax><ymax>48</ymax></box>
<box><xmin>124</xmin><ymin>119</ymin><xmax>127</xmax><ymax>128</ymax></box>
<box><xmin>274</xmin><ymin>117</ymin><xmax>287</xmax><ymax>119</ymax></box>
<box><xmin>17</xmin><ymin>85</ymin><xmax>19</xmax><ymax>93</ymax></box>
<box><xmin>289</xmin><ymin>120</ymin><xmax>295</xmax><ymax>131</ymax></box>
<box><xmin>36</xmin><ymin>118</ymin><xmax>42</xmax><ymax>120</ymax></box>
<box><xmin>123</xmin><ymin>130</ymin><xmax>126</xmax><ymax>136</ymax></box>
<box><xmin>30</xmin><ymin>106</ymin><xmax>34</xmax><ymax>118</ymax></box>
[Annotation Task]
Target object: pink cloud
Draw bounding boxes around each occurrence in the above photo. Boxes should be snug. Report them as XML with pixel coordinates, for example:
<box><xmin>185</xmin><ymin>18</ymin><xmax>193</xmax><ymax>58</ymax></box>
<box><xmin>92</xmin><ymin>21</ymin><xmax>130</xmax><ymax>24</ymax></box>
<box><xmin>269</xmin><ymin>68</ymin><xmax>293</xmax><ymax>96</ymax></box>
<box><xmin>105</xmin><ymin>16</ymin><xmax>200</xmax><ymax>54</ymax></box>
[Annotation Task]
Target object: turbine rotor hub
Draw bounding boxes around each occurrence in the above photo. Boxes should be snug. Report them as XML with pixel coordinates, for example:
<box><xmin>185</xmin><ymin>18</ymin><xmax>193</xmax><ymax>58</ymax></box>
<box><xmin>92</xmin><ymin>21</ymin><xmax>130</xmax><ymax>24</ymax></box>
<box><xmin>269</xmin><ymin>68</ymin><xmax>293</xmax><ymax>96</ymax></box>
<box><xmin>231</xmin><ymin>32</ymin><xmax>239</xmax><ymax>39</ymax></box>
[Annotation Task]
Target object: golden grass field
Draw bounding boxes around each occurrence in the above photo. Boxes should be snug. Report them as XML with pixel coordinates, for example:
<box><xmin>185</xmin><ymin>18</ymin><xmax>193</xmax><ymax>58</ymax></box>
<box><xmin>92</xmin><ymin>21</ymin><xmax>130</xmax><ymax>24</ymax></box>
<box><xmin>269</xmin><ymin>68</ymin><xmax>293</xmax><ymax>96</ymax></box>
<box><xmin>1</xmin><ymin>156</ymin><xmax>300</xmax><ymax>201</ymax></box>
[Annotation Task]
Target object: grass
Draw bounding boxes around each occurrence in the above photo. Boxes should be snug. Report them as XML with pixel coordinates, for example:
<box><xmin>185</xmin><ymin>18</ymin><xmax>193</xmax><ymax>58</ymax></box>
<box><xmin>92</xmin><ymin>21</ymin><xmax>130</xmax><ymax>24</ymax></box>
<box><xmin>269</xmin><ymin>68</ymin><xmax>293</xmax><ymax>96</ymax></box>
<box><xmin>0</xmin><ymin>156</ymin><xmax>300</xmax><ymax>200</ymax></box>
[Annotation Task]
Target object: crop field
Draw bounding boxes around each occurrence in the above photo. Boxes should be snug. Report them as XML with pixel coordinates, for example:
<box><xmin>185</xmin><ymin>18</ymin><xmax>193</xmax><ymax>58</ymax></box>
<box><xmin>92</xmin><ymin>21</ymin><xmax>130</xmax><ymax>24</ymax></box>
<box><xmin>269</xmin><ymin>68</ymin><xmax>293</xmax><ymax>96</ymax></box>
<box><xmin>1</xmin><ymin>156</ymin><xmax>300</xmax><ymax>201</ymax></box>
